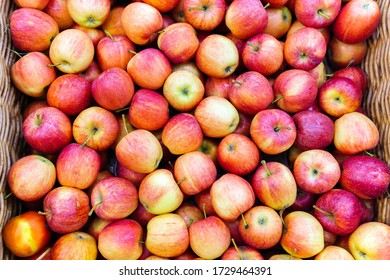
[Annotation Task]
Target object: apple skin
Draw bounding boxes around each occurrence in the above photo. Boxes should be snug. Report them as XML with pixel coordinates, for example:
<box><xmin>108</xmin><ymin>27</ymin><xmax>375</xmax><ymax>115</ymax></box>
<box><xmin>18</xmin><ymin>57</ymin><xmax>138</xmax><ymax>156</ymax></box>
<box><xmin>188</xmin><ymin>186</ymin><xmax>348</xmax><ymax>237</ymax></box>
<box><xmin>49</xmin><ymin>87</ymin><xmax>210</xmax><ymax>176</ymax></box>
<box><xmin>22</xmin><ymin>106</ymin><xmax>73</xmax><ymax>155</ymax></box>
<box><xmin>129</xmin><ymin>203</ymin><xmax>157</xmax><ymax>228</ymax></box>
<box><xmin>263</xmin><ymin>6</ymin><xmax>292</xmax><ymax>39</ymax></box>
<box><xmin>295</xmin><ymin>0</ymin><xmax>342</xmax><ymax>28</ymax></box>
<box><xmin>22</xmin><ymin>100</ymin><xmax>49</xmax><ymax>121</ymax></box>
<box><xmin>145</xmin><ymin>213</ymin><xmax>189</xmax><ymax>258</ymax></box>
<box><xmin>10</xmin><ymin>7</ymin><xmax>59</xmax><ymax>52</ymax></box>
<box><xmin>2</xmin><ymin>211</ymin><xmax>52</xmax><ymax>258</ymax></box>
<box><xmin>287</xmin><ymin>19</ymin><xmax>331</xmax><ymax>45</ymax></box>
<box><xmin>98</xmin><ymin>219</ymin><xmax>143</xmax><ymax>260</ymax></box>
<box><xmin>221</xmin><ymin>245</ymin><xmax>264</xmax><ymax>260</ymax></box>
<box><xmin>79</xmin><ymin>59</ymin><xmax>102</xmax><ymax>82</ymax></box>
<box><xmin>183</xmin><ymin>0</ymin><xmax>226</xmax><ymax>31</ymax></box>
<box><xmin>101</xmin><ymin>6</ymin><xmax>125</xmax><ymax>36</ymax></box>
<box><xmin>44</xmin><ymin>0</ymin><xmax>75</xmax><ymax>31</ymax></box>
<box><xmin>51</xmin><ymin>231</ymin><xmax>98</xmax><ymax>260</ymax></box>
<box><xmin>72</xmin><ymin>24</ymin><xmax>105</xmax><ymax>49</ymax></box>
<box><xmin>175</xmin><ymin>201</ymin><xmax>204</xmax><ymax>228</ymax></box>
<box><xmin>332</xmin><ymin>0</ymin><xmax>380</xmax><ymax>44</ymax></box>
<box><xmin>171</xmin><ymin>61</ymin><xmax>205</xmax><ymax>83</ymax></box>
<box><xmin>67</xmin><ymin>0</ymin><xmax>111</xmax><ymax>28</ymax></box>
<box><xmin>314</xmin><ymin>245</ymin><xmax>355</xmax><ymax>260</ymax></box>
<box><xmin>11</xmin><ymin>52</ymin><xmax>57</xmax><ymax>98</ymax></box>
<box><xmin>309</xmin><ymin>61</ymin><xmax>327</xmax><ymax>88</ymax></box>
<box><xmin>327</xmin><ymin>36</ymin><xmax>368</xmax><ymax>69</ymax></box>
<box><xmin>87</xmin><ymin>216</ymin><xmax>112</xmax><ymax>240</ymax></box>
<box><xmin>313</xmin><ymin>189</ymin><xmax>362</xmax><ymax>235</ymax></box>
<box><xmin>333</xmin><ymin>66</ymin><xmax>368</xmax><ymax>94</ymax></box>
<box><xmin>348</xmin><ymin>222</ymin><xmax>390</xmax><ymax>260</ymax></box>
<box><xmin>340</xmin><ymin>155</ymin><xmax>390</xmax><ymax>199</ymax></box>
<box><xmin>14</xmin><ymin>0</ymin><xmax>50</xmax><ymax>9</ymax></box>
<box><xmin>289</xmin><ymin>187</ymin><xmax>318</xmax><ymax>212</ymax></box>
<box><xmin>204</xmin><ymin>75</ymin><xmax>235</xmax><ymax>99</ymax></box>
<box><xmin>7</xmin><ymin>155</ymin><xmax>56</xmax><ymax>202</ymax></box>
<box><xmin>40</xmin><ymin>186</ymin><xmax>90</xmax><ymax>234</ymax></box>
<box><xmin>143</xmin><ymin>0</ymin><xmax>179</xmax><ymax>13</ymax></box>
<box><xmin>359</xmin><ymin>198</ymin><xmax>375</xmax><ymax>224</ymax></box>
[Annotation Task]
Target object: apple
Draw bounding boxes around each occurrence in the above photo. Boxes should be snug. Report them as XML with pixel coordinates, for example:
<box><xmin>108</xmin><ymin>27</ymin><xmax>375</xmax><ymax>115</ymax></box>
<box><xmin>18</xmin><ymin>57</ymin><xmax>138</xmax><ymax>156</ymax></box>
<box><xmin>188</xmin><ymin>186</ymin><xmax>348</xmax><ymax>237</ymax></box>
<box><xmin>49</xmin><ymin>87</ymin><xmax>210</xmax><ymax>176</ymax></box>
<box><xmin>280</xmin><ymin>211</ymin><xmax>325</xmax><ymax>259</ymax></box>
<box><xmin>250</xmin><ymin>108</ymin><xmax>297</xmax><ymax>155</ymax></box>
<box><xmin>196</xmin><ymin>137</ymin><xmax>219</xmax><ymax>165</ymax></box>
<box><xmin>145</xmin><ymin>213</ymin><xmax>189</xmax><ymax>258</ymax></box>
<box><xmin>87</xmin><ymin>216</ymin><xmax>112</xmax><ymax>240</ymax></box>
<box><xmin>284</xmin><ymin>27</ymin><xmax>327</xmax><ymax>71</ymax></box>
<box><xmin>14</xmin><ymin>0</ymin><xmax>50</xmax><ymax>9</ymax></box>
<box><xmin>225</xmin><ymin>0</ymin><xmax>268</xmax><ymax>40</ymax></box>
<box><xmin>348</xmin><ymin>222</ymin><xmax>390</xmax><ymax>260</ymax></box>
<box><xmin>308</xmin><ymin>61</ymin><xmax>327</xmax><ymax>88</ymax></box>
<box><xmin>286</xmin><ymin>19</ymin><xmax>331</xmax><ymax>45</ymax></box>
<box><xmin>327</xmin><ymin>36</ymin><xmax>368</xmax><ymax>69</ymax></box>
<box><xmin>7</xmin><ymin>155</ymin><xmax>56</xmax><ymax>202</ymax></box>
<box><xmin>115</xmin><ymin>129</ymin><xmax>163</xmax><ymax>174</ymax></box>
<box><xmin>175</xmin><ymin>201</ymin><xmax>204</xmax><ymax>227</ymax></box>
<box><xmin>359</xmin><ymin>198</ymin><xmax>375</xmax><ymax>224</ymax></box>
<box><xmin>289</xmin><ymin>187</ymin><xmax>318</xmax><ymax>212</ymax></box>
<box><xmin>195</xmin><ymin>34</ymin><xmax>239</xmax><ymax>78</ymax></box>
<box><xmin>183</xmin><ymin>0</ymin><xmax>226</xmax><ymax>31</ymax></box>
<box><xmin>261</xmin><ymin>0</ymin><xmax>289</xmax><ymax>7</ymax></box>
<box><xmin>332</xmin><ymin>0</ymin><xmax>380</xmax><ymax>44</ymax></box>
<box><xmin>170</xmin><ymin>0</ymin><xmax>186</xmax><ymax>22</ymax></box>
<box><xmin>2</xmin><ymin>211</ymin><xmax>52</xmax><ymax>258</ymax></box>
<box><xmin>49</xmin><ymin>28</ymin><xmax>95</xmax><ymax>74</ymax></box>
<box><xmin>67</xmin><ymin>0</ymin><xmax>111</xmax><ymax>28</ymax></box>
<box><xmin>292</xmin><ymin>110</ymin><xmax>335</xmax><ymax>151</ymax></box>
<box><xmin>293</xmin><ymin>149</ymin><xmax>341</xmax><ymax>194</ymax></box>
<box><xmin>268</xmin><ymin>254</ymin><xmax>302</xmax><ymax>260</ymax></box>
<box><xmin>221</xmin><ymin>245</ymin><xmax>264</xmax><ymax>260</ymax></box>
<box><xmin>138</xmin><ymin>168</ymin><xmax>184</xmax><ymax>215</ymax></box>
<box><xmin>242</xmin><ymin>33</ymin><xmax>284</xmax><ymax>77</ymax></box>
<box><xmin>127</xmin><ymin>48</ymin><xmax>172</xmax><ymax>90</ymax></box>
<box><xmin>238</xmin><ymin>205</ymin><xmax>283</xmax><ymax>250</ymax></box>
<box><xmin>333</xmin><ymin>66</ymin><xmax>368</xmax><ymax>94</ymax></box>
<box><xmin>98</xmin><ymin>219</ymin><xmax>143</xmax><ymax>260</ymax></box>
<box><xmin>171</xmin><ymin>61</ymin><xmax>205</xmax><ymax>83</ymax></box>
<box><xmin>143</xmin><ymin>0</ymin><xmax>180</xmax><ymax>12</ymax></box>
<box><xmin>294</xmin><ymin>0</ymin><xmax>342</xmax><ymax>28</ymax></box>
<box><xmin>47</xmin><ymin>74</ymin><xmax>92</xmax><ymax>116</ymax></box>
<box><xmin>22</xmin><ymin>100</ymin><xmax>49</xmax><ymax>121</ymax></box>
<box><xmin>314</xmin><ymin>245</ymin><xmax>355</xmax><ymax>260</ymax></box>
<box><xmin>89</xmin><ymin>177</ymin><xmax>138</xmax><ymax>221</ymax></box>
<box><xmin>51</xmin><ymin>231</ymin><xmax>98</xmax><ymax>260</ymax></box>
<box><xmin>44</xmin><ymin>0</ymin><xmax>75</xmax><ymax>30</ymax></box>
<box><xmin>340</xmin><ymin>155</ymin><xmax>390</xmax><ymax>199</ymax></box>
<box><xmin>121</xmin><ymin>2</ymin><xmax>164</xmax><ymax>45</ymax></box>
<box><xmin>333</xmin><ymin>111</ymin><xmax>379</xmax><ymax>155</ymax></box>
<box><xmin>72</xmin><ymin>24</ymin><xmax>106</xmax><ymax>49</ymax></box>
<box><xmin>194</xmin><ymin>96</ymin><xmax>240</xmax><ymax>138</ymax></box>
<box><xmin>11</xmin><ymin>51</ymin><xmax>57</xmax><ymax>98</ymax></box>
<box><xmin>101</xmin><ymin>6</ymin><xmax>125</xmax><ymax>36</ymax></box>
<box><xmin>91</xmin><ymin>68</ymin><xmax>135</xmax><ymax>111</ymax></box>
<box><xmin>79</xmin><ymin>59</ymin><xmax>102</xmax><ymax>82</ymax></box>
<box><xmin>189</xmin><ymin>215</ymin><xmax>231</xmax><ymax>259</ymax></box>
<box><xmin>129</xmin><ymin>203</ymin><xmax>157</xmax><ymax>228</ymax></box>
<box><xmin>72</xmin><ymin>106</ymin><xmax>119</xmax><ymax>151</ymax></box>
<box><xmin>204</xmin><ymin>75</ymin><xmax>235</xmax><ymax>99</ymax></box>
<box><xmin>22</xmin><ymin>106</ymin><xmax>73</xmax><ymax>155</ymax></box>
<box><xmin>10</xmin><ymin>7</ymin><xmax>59</xmax><ymax>52</ymax></box>
<box><xmin>233</xmin><ymin>112</ymin><xmax>253</xmax><ymax>137</ymax></box>
<box><xmin>39</xmin><ymin>186</ymin><xmax>90</xmax><ymax>234</ymax></box>
<box><xmin>263</xmin><ymin>6</ymin><xmax>292</xmax><ymax>39</ymax></box>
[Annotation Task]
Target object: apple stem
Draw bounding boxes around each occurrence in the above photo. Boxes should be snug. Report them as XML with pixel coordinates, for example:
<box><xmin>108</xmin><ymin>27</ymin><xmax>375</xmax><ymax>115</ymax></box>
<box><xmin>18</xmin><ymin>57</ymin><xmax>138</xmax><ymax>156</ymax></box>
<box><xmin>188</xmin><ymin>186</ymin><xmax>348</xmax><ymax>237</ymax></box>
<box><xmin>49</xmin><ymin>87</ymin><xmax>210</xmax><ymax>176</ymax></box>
<box><xmin>290</xmin><ymin>248</ymin><xmax>297</xmax><ymax>260</ymax></box>
<box><xmin>81</xmin><ymin>127</ymin><xmax>98</xmax><ymax>148</ymax></box>
<box><xmin>46</xmin><ymin>63</ymin><xmax>61</xmax><ymax>67</ymax></box>
<box><xmin>274</xmin><ymin>126</ymin><xmax>291</xmax><ymax>132</ymax></box>
<box><xmin>115</xmin><ymin>107</ymin><xmax>129</xmax><ymax>113</ymax></box>
<box><xmin>188</xmin><ymin>6</ymin><xmax>208</xmax><ymax>12</ymax></box>
<box><xmin>231</xmin><ymin>79</ymin><xmax>242</xmax><ymax>86</ymax></box>
<box><xmin>3</xmin><ymin>192</ymin><xmax>13</xmax><ymax>200</ymax></box>
<box><xmin>241</xmin><ymin>213</ymin><xmax>249</xmax><ymax>229</ymax></box>
<box><xmin>326</xmin><ymin>73</ymin><xmax>334</xmax><ymax>77</ymax></box>
<box><xmin>121</xmin><ymin>114</ymin><xmax>130</xmax><ymax>135</ymax></box>
<box><xmin>36</xmin><ymin>247</ymin><xmax>51</xmax><ymax>260</ymax></box>
<box><xmin>103</xmin><ymin>29</ymin><xmax>114</xmax><ymax>41</ymax></box>
<box><xmin>88</xmin><ymin>201</ymin><xmax>103</xmax><ymax>216</ymax></box>
<box><xmin>272</xmin><ymin>95</ymin><xmax>283</xmax><ymax>104</ymax></box>
<box><xmin>157</xmin><ymin>30</ymin><xmax>165</xmax><ymax>34</ymax></box>
<box><xmin>313</xmin><ymin>205</ymin><xmax>333</xmax><ymax>217</ymax></box>
<box><xmin>231</xmin><ymin>238</ymin><xmax>243</xmax><ymax>260</ymax></box>
<box><xmin>9</xmin><ymin>49</ymin><xmax>24</xmax><ymax>58</ymax></box>
<box><xmin>202</xmin><ymin>203</ymin><xmax>207</xmax><ymax>219</ymax></box>
<box><xmin>364</xmin><ymin>150</ymin><xmax>375</xmax><ymax>157</ymax></box>
<box><xmin>38</xmin><ymin>211</ymin><xmax>50</xmax><ymax>216</ymax></box>
<box><xmin>129</xmin><ymin>49</ymin><xmax>137</xmax><ymax>55</ymax></box>
<box><xmin>261</xmin><ymin>160</ymin><xmax>272</xmax><ymax>176</ymax></box>
<box><xmin>176</xmin><ymin>177</ymin><xmax>186</xmax><ymax>185</ymax></box>
<box><xmin>36</xmin><ymin>114</ymin><xmax>43</xmax><ymax>126</ymax></box>
<box><xmin>263</xmin><ymin>2</ymin><xmax>270</xmax><ymax>9</ymax></box>
<box><xmin>279</xmin><ymin>207</ymin><xmax>287</xmax><ymax>229</ymax></box>
<box><xmin>317</xmin><ymin>9</ymin><xmax>331</xmax><ymax>20</ymax></box>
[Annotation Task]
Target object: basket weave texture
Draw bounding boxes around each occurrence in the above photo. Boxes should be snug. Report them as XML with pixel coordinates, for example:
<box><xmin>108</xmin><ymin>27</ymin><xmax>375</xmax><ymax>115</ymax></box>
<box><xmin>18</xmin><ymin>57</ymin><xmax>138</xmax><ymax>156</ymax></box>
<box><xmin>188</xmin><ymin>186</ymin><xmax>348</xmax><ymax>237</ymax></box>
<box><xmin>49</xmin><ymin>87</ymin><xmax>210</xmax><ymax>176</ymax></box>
<box><xmin>0</xmin><ymin>0</ymin><xmax>390</xmax><ymax>260</ymax></box>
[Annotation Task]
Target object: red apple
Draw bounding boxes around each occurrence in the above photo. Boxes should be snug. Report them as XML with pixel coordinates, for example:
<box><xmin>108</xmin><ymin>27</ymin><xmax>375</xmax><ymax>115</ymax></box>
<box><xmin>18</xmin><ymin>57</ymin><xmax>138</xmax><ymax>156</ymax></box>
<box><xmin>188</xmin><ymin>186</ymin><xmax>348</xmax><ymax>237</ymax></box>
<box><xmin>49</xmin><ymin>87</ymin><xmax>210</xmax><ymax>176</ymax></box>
<box><xmin>204</xmin><ymin>75</ymin><xmax>235</xmax><ymax>99</ymax></box>
<box><xmin>22</xmin><ymin>100</ymin><xmax>49</xmax><ymax>121</ymax></box>
<box><xmin>129</xmin><ymin>203</ymin><xmax>157</xmax><ymax>228</ymax></box>
<box><xmin>194</xmin><ymin>188</ymin><xmax>217</xmax><ymax>217</ymax></box>
<box><xmin>14</xmin><ymin>0</ymin><xmax>50</xmax><ymax>9</ymax></box>
<box><xmin>79</xmin><ymin>59</ymin><xmax>102</xmax><ymax>82</ymax></box>
<box><xmin>359</xmin><ymin>198</ymin><xmax>375</xmax><ymax>224</ymax></box>
<box><xmin>295</xmin><ymin>0</ymin><xmax>342</xmax><ymax>28</ymax></box>
<box><xmin>221</xmin><ymin>245</ymin><xmax>264</xmax><ymax>260</ymax></box>
<box><xmin>87</xmin><ymin>216</ymin><xmax>112</xmax><ymax>240</ymax></box>
<box><xmin>171</xmin><ymin>61</ymin><xmax>205</xmax><ymax>83</ymax></box>
<box><xmin>51</xmin><ymin>231</ymin><xmax>98</xmax><ymax>260</ymax></box>
<box><xmin>143</xmin><ymin>0</ymin><xmax>179</xmax><ymax>12</ymax></box>
<box><xmin>261</xmin><ymin>0</ymin><xmax>289</xmax><ymax>7</ymax></box>
<box><xmin>333</xmin><ymin>66</ymin><xmax>368</xmax><ymax>94</ymax></box>
<box><xmin>286</xmin><ymin>19</ymin><xmax>331</xmax><ymax>44</ymax></box>
<box><xmin>72</xmin><ymin>24</ymin><xmax>105</xmax><ymax>49</ymax></box>
<box><xmin>101</xmin><ymin>6</ymin><xmax>125</xmax><ymax>36</ymax></box>
<box><xmin>289</xmin><ymin>187</ymin><xmax>318</xmax><ymax>212</ymax></box>
<box><xmin>327</xmin><ymin>36</ymin><xmax>368</xmax><ymax>69</ymax></box>
<box><xmin>175</xmin><ymin>201</ymin><xmax>204</xmax><ymax>227</ymax></box>
<box><xmin>314</xmin><ymin>245</ymin><xmax>354</xmax><ymax>260</ymax></box>
<box><xmin>67</xmin><ymin>0</ymin><xmax>111</xmax><ymax>28</ymax></box>
<box><xmin>183</xmin><ymin>0</ymin><xmax>226</xmax><ymax>31</ymax></box>
<box><xmin>44</xmin><ymin>0</ymin><xmax>75</xmax><ymax>31</ymax></box>
<box><xmin>263</xmin><ymin>6</ymin><xmax>292</xmax><ymax>39</ymax></box>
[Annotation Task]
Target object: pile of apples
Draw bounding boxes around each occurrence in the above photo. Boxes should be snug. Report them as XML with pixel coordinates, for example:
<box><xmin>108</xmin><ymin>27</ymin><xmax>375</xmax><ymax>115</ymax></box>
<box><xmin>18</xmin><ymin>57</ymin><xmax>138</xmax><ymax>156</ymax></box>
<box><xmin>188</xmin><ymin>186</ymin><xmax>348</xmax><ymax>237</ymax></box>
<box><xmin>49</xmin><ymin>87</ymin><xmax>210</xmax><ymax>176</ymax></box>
<box><xmin>3</xmin><ymin>0</ymin><xmax>390</xmax><ymax>260</ymax></box>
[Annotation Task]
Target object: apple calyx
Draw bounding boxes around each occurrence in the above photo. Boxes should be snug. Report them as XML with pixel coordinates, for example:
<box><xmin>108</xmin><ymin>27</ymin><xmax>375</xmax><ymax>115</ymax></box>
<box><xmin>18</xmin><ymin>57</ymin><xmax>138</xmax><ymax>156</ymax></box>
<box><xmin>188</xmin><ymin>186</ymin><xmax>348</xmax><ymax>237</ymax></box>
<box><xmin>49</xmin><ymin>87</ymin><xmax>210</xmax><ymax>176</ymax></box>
<box><xmin>241</xmin><ymin>213</ymin><xmax>249</xmax><ymax>229</ymax></box>
<box><xmin>231</xmin><ymin>238</ymin><xmax>244</xmax><ymax>260</ymax></box>
<box><xmin>317</xmin><ymin>9</ymin><xmax>331</xmax><ymax>20</ymax></box>
<box><xmin>35</xmin><ymin>113</ymin><xmax>43</xmax><ymax>126</ymax></box>
<box><xmin>313</xmin><ymin>205</ymin><xmax>334</xmax><ymax>218</ymax></box>
<box><xmin>247</xmin><ymin>42</ymin><xmax>259</xmax><ymax>52</ymax></box>
<box><xmin>88</xmin><ymin>201</ymin><xmax>103</xmax><ymax>216</ymax></box>
<box><xmin>261</xmin><ymin>160</ymin><xmax>273</xmax><ymax>176</ymax></box>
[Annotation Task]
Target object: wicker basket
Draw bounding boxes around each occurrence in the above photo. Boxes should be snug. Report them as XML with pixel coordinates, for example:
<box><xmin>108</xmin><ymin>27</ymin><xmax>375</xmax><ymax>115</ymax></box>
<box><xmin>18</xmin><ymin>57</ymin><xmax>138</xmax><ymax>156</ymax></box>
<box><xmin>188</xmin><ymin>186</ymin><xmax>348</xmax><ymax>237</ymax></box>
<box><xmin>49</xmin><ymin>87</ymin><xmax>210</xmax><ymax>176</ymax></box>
<box><xmin>1</xmin><ymin>0</ymin><xmax>390</xmax><ymax>260</ymax></box>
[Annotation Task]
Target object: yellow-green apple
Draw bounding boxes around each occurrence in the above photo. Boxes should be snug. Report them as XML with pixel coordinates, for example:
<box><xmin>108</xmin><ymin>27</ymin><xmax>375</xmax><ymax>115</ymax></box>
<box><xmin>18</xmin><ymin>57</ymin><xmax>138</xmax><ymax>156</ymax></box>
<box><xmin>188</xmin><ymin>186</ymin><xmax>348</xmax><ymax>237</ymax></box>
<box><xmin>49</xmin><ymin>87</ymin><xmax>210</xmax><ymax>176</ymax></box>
<box><xmin>7</xmin><ymin>155</ymin><xmax>56</xmax><ymax>202</ymax></box>
<box><xmin>44</xmin><ymin>0</ymin><xmax>75</xmax><ymax>30</ymax></box>
<box><xmin>308</xmin><ymin>61</ymin><xmax>327</xmax><ymax>88</ymax></box>
<box><xmin>2</xmin><ymin>211</ymin><xmax>52</xmax><ymax>258</ymax></box>
<box><xmin>183</xmin><ymin>0</ymin><xmax>226</xmax><ymax>31</ymax></box>
<box><xmin>127</xmin><ymin>48</ymin><xmax>172</xmax><ymax>90</ymax></box>
<box><xmin>263</xmin><ymin>6</ymin><xmax>292</xmax><ymax>39</ymax></box>
<box><xmin>340</xmin><ymin>155</ymin><xmax>390</xmax><ymax>199</ymax></box>
<box><xmin>221</xmin><ymin>245</ymin><xmax>265</xmax><ymax>260</ymax></box>
<box><xmin>79</xmin><ymin>59</ymin><xmax>102</xmax><ymax>82</ymax></box>
<box><xmin>157</xmin><ymin>22</ymin><xmax>199</xmax><ymax>64</ymax></box>
<box><xmin>216</xmin><ymin>133</ymin><xmax>260</xmax><ymax>176</ymax></box>
<box><xmin>293</xmin><ymin>149</ymin><xmax>341</xmax><ymax>194</ymax></box>
<box><xmin>138</xmin><ymin>168</ymin><xmax>184</xmax><ymax>215</ymax></box>
<box><xmin>129</xmin><ymin>203</ymin><xmax>156</xmax><ymax>227</ymax></box>
<box><xmin>171</xmin><ymin>61</ymin><xmax>205</xmax><ymax>83</ymax></box>
<box><xmin>204</xmin><ymin>75</ymin><xmax>235</xmax><ymax>99</ymax></box>
<box><xmin>229</xmin><ymin>71</ymin><xmax>274</xmax><ymax>116</ymax></box>
<box><xmin>11</xmin><ymin>52</ymin><xmax>57</xmax><ymax>98</ymax></box>
<box><xmin>194</xmin><ymin>188</ymin><xmax>217</xmax><ymax>216</ymax></box>
<box><xmin>250</xmin><ymin>108</ymin><xmax>297</xmax><ymax>155</ymax></box>
<box><xmin>101</xmin><ymin>6</ymin><xmax>125</xmax><ymax>36</ymax></box>
<box><xmin>145</xmin><ymin>213</ymin><xmax>189</xmax><ymax>258</ymax></box>
<box><xmin>51</xmin><ymin>231</ymin><xmax>98</xmax><ymax>260</ymax></box>
<box><xmin>210</xmin><ymin>173</ymin><xmax>255</xmax><ymax>222</ymax></box>
<box><xmin>10</xmin><ymin>7</ymin><xmax>59</xmax><ymax>52</ymax></box>
<box><xmin>55</xmin><ymin>143</ymin><xmax>101</xmax><ymax>190</ymax></box>
<box><xmin>280</xmin><ymin>211</ymin><xmax>325</xmax><ymax>259</ymax></box>
<box><xmin>115</xmin><ymin>129</ymin><xmax>163</xmax><ymax>173</ymax></box>
<box><xmin>98</xmin><ymin>219</ymin><xmax>143</xmax><ymax>260</ymax></box>
<box><xmin>238</xmin><ymin>205</ymin><xmax>283</xmax><ymax>250</ymax></box>
<box><xmin>273</xmin><ymin>69</ymin><xmax>318</xmax><ymax>113</ymax></box>
<box><xmin>333</xmin><ymin>112</ymin><xmax>379</xmax><ymax>155</ymax></box>
<box><xmin>196</xmin><ymin>137</ymin><xmax>219</xmax><ymax>165</ymax></box>
<box><xmin>314</xmin><ymin>245</ymin><xmax>355</xmax><ymax>260</ymax></box>
<box><xmin>284</xmin><ymin>27</ymin><xmax>327</xmax><ymax>71</ymax></box>
<box><xmin>39</xmin><ymin>186</ymin><xmax>90</xmax><ymax>234</ymax></box>
<box><xmin>14</xmin><ymin>0</ymin><xmax>50</xmax><ymax>9</ymax></box>
<box><xmin>49</xmin><ymin>28</ymin><xmax>95</xmax><ymax>74</ymax></box>
<box><xmin>72</xmin><ymin>106</ymin><xmax>119</xmax><ymax>151</ymax></box>
<box><xmin>195</xmin><ymin>34</ymin><xmax>239</xmax><ymax>78</ymax></box>
<box><xmin>313</xmin><ymin>189</ymin><xmax>361</xmax><ymax>235</ymax></box>
<box><xmin>358</xmin><ymin>198</ymin><xmax>375</xmax><ymax>224</ymax></box>
<box><xmin>242</xmin><ymin>33</ymin><xmax>284</xmax><ymax>77</ymax></box>
<box><xmin>72</xmin><ymin>24</ymin><xmax>105</xmax><ymax>48</ymax></box>
<box><xmin>174</xmin><ymin>151</ymin><xmax>217</xmax><ymax>195</ymax></box>
<box><xmin>332</xmin><ymin>0</ymin><xmax>380</xmax><ymax>44</ymax></box>
<box><xmin>261</xmin><ymin>0</ymin><xmax>289</xmax><ymax>7</ymax></box>
<box><xmin>225</xmin><ymin>0</ymin><xmax>268</xmax><ymax>40</ymax></box>
<box><xmin>327</xmin><ymin>36</ymin><xmax>368</xmax><ymax>69</ymax></box>
<box><xmin>292</xmin><ymin>110</ymin><xmax>335</xmax><ymax>151</ymax></box>
<box><xmin>87</xmin><ymin>216</ymin><xmax>112</xmax><ymax>240</ymax></box>
<box><xmin>91</xmin><ymin>68</ymin><xmax>134</xmax><ymax>111</ymax></box>
<box><xmin>295</xmin><ymin>0</ymin><xmax>342</xmax><ymax>28</ymax></box>
<box><xmin>96</xmin><ymin>34</ymin><xmax>136</xmax><ymax>71</ymax></box>
<box><xmin>189</xmin><ymin>215</ymin><xmax>231</xmax><ymax>259</ymax></box>
<box><xmin>348</xmin><ymin>221</ymin><xmax>390</xmax><ymax>260</ymax></box>
<box><xmin>252</xmin><ymin>160</ymin><xmax>297</xmax><ymax>210</ymax></box>
<box><xmin>289</xmin><ymin>187</ymin><xmax>318</xmax><ymax>212</ymax></box>
<box><xmin>143</xmin><ymin>0</ymin><xmax>179</xmax><ymax>12</ymax></box>
<box><xmin>333</xmin><ymin>66</ymin><xmax>368</xmax><ymax>94</ymax></box>
<box><xmin>47</xmin><ymin>74</ymin><xmax>92</xmax><ymax>116</ymax></box>
<box><xmin>163</xmin><ymin>70</ymin><xmax>205</xmax><ymax>112</ymax></box>
<box><xmin>22</xmin><ymin>106</ymin><xmax>72</xmax><ymax>155</ymax></box>
<box><xmin>121</xmin><ymin>2</ymin><xmax>164</xmax><ymax>45</ymax></box>
<box><xmin>194</xmin><ymin>96</ymin><xmax>240</xmax><ymax>138</ymax></box>
<box><xmin>174</xmin><ymin>201</ymin><xmax>204</xmax><ymax>227</ymax></box>
<box><xmin>67</xmin><ymin>0</ymin><xmax>110</xmax><ymax>28</ymax></box>
<box><xmin>89</xmin><ymin>177</ymin><xmax>138</xmax><ymax>221</ymax></box>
